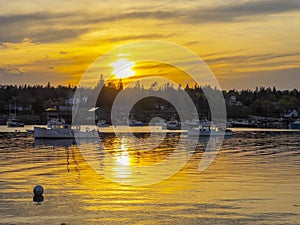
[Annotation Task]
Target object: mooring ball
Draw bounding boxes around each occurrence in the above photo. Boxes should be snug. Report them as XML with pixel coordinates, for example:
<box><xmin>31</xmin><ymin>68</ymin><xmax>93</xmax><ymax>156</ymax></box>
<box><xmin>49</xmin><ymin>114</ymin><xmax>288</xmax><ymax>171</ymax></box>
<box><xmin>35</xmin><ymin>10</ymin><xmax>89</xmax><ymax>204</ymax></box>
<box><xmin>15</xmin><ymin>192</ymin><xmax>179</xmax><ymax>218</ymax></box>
<box><xmin>33</xmin><ymin>185</ymin><xmax>44</xmax><ymax>195</ymax></box>
<box><xmin>33</xmin><ymin>194</ymin><xmax>44</xmax><ymax>203</ymax></box>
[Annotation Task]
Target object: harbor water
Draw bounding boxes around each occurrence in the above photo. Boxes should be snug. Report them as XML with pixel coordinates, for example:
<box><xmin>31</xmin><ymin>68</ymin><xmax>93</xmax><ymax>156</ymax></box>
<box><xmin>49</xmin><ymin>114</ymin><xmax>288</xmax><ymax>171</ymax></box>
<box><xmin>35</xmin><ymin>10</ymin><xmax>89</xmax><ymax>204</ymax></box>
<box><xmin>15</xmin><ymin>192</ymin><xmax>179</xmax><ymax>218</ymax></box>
<box><xmin>0</xmin><ymin>126</ymin><xmax>300</xmax><ymax>224</ymax></box>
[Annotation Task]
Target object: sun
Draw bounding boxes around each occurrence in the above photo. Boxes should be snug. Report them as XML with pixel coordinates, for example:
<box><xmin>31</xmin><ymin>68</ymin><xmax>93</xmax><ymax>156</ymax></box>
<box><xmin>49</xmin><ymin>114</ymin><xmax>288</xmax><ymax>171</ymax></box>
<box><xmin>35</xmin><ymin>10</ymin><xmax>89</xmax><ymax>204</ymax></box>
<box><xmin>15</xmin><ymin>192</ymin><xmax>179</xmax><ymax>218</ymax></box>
<box><xmin>110</xmin><ymin>58</ymin><xmax>135</xmax><ymax>79</ymax></box>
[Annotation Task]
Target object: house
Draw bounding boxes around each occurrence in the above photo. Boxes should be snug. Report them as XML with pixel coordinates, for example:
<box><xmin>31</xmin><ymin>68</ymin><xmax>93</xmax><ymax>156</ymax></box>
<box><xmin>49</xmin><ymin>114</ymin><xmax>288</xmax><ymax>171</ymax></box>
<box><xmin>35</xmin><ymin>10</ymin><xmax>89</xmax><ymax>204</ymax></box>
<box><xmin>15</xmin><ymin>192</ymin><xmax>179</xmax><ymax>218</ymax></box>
<box><xmin>228</xmin><ymin>96</ymin><xmax>243</xmax><ymax>106</ymax></box>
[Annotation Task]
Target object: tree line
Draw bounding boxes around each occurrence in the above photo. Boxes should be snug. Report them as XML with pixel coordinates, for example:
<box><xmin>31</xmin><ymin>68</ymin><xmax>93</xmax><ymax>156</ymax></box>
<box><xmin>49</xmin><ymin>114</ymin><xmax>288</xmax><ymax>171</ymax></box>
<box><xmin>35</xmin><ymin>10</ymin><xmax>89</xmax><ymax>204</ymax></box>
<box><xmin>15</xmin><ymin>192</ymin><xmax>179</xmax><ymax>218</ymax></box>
<box><xmin>0</xmin><ymin>82</ymin><xmax>299</xmax><ymax>121</ymax></box>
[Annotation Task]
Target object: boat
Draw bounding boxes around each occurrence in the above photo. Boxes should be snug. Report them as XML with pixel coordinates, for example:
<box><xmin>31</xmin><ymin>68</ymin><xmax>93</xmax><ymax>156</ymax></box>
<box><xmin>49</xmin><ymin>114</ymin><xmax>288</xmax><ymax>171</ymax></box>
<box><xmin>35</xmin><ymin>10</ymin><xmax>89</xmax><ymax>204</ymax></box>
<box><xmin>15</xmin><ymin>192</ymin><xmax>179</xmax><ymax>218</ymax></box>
<box><xmin>183</xmin><ymin>118</ymin><xmax>199</xmax><ymax>127</ymax></box>
<box><xmin>6</xmin><ymin>101</ymin><xmax>24</xmax><ymax>127</ymax></box>
<box><xmin>154</xmin><ymin>120</ymin><xmax>167</xmax><ymax>129</ymax></box>
<box><xmin>166</xmin><ymin>120</ymin><xmax>181</xmax><ymax>130</ymax></box>
<box><xmin>201</xmin><ymin>120</ymin><xmax>212</xmax><ymax>127</ymax></box>
<box><xmin>128</xmin><ymin>119</ymin><xmax>144</xmax><ymax>126</ymax></box>
<box><xmin>290</xmin><ymin>119</ymin><xmax>300</xmax><ymax>129</ymax></box>
<box><xmin>97</xmin><ymin>120</ymin><xmax>110</xmax><ymax>127</ymax></box>
<box><xmin>6</xmin><ymin>117</ymin><xmax>24</xmax><ymax>127</ymax></box>
<box><xmin>34</xmin><ymin>118</ymin><xmax>99</xmax><ymax>139</ymax></box>
<box><xmin>230</xmin><ymin>120</ymin><xmax>257</xmax><ymax>128</ymax></box>
<box><xmin>188</xmin><ymin>125</ymin><xmax>233</xmax><ymax>137</ymax></box>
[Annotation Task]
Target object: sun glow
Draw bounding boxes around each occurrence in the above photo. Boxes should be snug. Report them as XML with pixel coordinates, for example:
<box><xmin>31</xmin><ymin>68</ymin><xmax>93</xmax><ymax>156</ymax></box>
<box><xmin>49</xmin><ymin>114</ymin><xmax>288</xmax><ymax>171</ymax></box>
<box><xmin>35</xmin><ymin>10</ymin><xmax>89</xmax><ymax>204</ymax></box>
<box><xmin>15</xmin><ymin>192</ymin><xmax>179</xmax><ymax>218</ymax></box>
<box><xmin>110</xmin><ymin>58</ymin><xmax>135</xmax><ymax>79</ymax></box>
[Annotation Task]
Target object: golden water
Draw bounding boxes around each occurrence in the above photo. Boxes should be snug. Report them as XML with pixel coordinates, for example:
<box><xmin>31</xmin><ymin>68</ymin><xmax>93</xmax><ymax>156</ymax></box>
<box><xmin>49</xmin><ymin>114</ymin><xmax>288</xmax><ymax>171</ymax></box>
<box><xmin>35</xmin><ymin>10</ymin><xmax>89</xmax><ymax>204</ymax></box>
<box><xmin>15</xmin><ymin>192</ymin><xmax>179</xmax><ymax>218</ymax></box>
<box><xmin>0</xmin><ymin>130</ymin><xmax>299</xmax><ymax>224</ymax></box>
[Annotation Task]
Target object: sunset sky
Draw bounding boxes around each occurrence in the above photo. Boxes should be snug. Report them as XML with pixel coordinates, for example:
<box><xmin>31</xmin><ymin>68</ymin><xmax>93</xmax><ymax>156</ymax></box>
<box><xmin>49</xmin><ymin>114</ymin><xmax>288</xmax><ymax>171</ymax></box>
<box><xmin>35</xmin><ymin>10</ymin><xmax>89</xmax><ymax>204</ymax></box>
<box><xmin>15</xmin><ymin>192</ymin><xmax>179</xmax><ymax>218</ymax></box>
<box><xmin>1</xmin><ymin>0</ymin><xmax>300</xmax><ymax>90</ymax></box>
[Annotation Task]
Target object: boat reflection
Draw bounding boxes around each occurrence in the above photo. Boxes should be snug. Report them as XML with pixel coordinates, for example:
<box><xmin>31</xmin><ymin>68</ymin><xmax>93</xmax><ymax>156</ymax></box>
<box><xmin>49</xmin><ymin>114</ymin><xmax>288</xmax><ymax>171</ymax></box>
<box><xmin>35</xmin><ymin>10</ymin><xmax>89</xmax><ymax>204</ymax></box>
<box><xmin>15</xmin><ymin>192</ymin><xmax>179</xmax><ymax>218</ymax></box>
<box><xmin>33</xmin><ymin>133</ymin><xmax>228</xmax><ymax>186</ymax></box>
<box><xmin>34</xmin><ymin>138</ymin><xmax>101</xmax><ymax>148</ymax></box>
<box><xmin>94</xmin><ymin>133</ymin><xmax>201</xmax><ymax>185</ymax></box>
<box><xmin>34</xmin><ymin>138</ymin><xmax>76</xmax><ymax>148</ymax></box>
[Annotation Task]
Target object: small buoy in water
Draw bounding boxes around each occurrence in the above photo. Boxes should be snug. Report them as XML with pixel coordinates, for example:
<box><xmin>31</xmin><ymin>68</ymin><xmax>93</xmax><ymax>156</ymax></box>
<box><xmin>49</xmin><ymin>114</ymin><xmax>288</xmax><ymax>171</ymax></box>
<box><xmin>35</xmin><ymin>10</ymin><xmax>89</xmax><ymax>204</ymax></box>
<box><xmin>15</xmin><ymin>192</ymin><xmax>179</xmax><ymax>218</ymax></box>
<box><xmin>33</xmin><ymin>185</ymin><xmax>44</xmax><ymax>195</ymax></box>
<box><xmin>33</xmin><ymin>194</ymin><xmax>44</xmax><ymax>203</ymax></box>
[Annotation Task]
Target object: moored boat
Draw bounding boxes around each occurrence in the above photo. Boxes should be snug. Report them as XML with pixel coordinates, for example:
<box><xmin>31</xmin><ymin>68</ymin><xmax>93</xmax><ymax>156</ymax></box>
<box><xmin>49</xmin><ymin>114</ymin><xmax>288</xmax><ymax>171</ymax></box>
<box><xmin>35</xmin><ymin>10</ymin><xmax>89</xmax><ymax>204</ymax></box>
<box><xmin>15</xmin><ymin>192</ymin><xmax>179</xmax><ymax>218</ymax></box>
<box><xmin>183</xmin><ymin>118</ymin><xmax>199</xmax><ymax>127</ymax></box>
<box><xmin>166</xmin><ymin>120</ymin><xmax>181</xmax><ymax>130</ymax></box>
<box><xmin>128</xmin><ymin>119</ymin><xmax>144</xmax><ymax>126</ymax></box>
<box><xmin>34</xmin><ymin>118</ymin><xmax>98</xmax><ymax>139</ymax></box>
<box><xmin>97</xmin><ymin>120</ymin><xmax>110</xmax><ymax>127</ymax></box>
<box><xmin>188</xmin><ymin>126</ymin><xmax>233</xmax><ymax>137</ymax></box>
<box><xmin>231</xmin><ymin>120</ymin><xmax>257</xmax><ymax>128</ymax></box>
<box><xmin>6</xmin><ymin>101</ymin><xmax>24</xmax><ymax>127</ymax></box>
<box><xmin>290</xmin><ymin>119</ymin><xmax>300</xmax><ymax>129</ymax></box>
<box><xmin>6</xmin><ymin>117</ymin><xmax>24</xmax><ymax>127</ymax></box>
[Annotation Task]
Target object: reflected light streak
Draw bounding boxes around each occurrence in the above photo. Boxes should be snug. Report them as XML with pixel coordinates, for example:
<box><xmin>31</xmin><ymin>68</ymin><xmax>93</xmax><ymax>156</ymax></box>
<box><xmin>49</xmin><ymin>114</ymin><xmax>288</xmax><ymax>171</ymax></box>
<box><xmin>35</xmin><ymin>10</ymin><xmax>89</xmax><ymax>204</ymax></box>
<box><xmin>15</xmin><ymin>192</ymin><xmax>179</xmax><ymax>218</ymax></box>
<box><xmin>113</xmin><ymin>139</ymin><xmax>132</xmax><ymax>180</ymax></box>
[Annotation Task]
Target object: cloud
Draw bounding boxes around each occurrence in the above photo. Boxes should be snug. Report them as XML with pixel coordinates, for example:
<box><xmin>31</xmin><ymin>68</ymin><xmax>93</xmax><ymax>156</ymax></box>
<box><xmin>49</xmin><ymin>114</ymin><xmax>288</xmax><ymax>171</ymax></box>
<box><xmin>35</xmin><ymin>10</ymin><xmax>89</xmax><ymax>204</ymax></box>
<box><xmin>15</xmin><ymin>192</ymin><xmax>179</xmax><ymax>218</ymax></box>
<box><xmin>221</xmin><ymin>67</ymin><xmax>300</xmax><ymax>90</ymax></box>
<box><xmin>0</xmin><ymin>38</ymin><xmax>33</xmax><ymax>49</ymax></box>
<box><xmin>1</xmin><ymin>0</ymin><xmax>300</xmax><ymax>44</ymax></box>
<box><xmin>185</xmin><ymin>0</ymin><xmax>300</xmax><ymax>23</ymax></box>
<box><xmin>204</xmin><ymin>52</ymin><xmax>300</xmax><ymax>65</ymax></box>
<box><xmin>108</xmin><ymin>33</ymin><xmax>173</xmax><ymax>42</ymax></box>
<box><xmin>0</xmin><ymin>42</ymin><xmax>17</xmax><ymax>49</ymax></box>
<box><xmin>98</xmin><ymin>0</ymin><xmax>300</xmax><ymax>24</ymax></box>
<box><xmin>0</xmin><ymin>66</ymin><xmax>23</xmax><ymax>76</ymax></box>
<box><xmin>89</xmin><ymin>0</ymin><xmax>300</xmax><ymax>24</ymax></box>
<box><xmin>0</xmin><ymin>11</ymin><xmax>90</xmax><ymax>43</ymax></box>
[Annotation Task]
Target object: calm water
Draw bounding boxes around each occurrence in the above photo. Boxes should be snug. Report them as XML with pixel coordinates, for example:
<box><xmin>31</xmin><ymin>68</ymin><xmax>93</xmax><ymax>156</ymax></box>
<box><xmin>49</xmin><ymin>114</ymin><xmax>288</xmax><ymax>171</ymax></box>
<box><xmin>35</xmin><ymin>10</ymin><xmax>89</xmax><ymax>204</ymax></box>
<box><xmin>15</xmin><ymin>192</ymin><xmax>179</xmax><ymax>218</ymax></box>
<box><xmin>0</xmin><ymin>128</ymin><xmax>300</xmax><ymax>224</ymax></box>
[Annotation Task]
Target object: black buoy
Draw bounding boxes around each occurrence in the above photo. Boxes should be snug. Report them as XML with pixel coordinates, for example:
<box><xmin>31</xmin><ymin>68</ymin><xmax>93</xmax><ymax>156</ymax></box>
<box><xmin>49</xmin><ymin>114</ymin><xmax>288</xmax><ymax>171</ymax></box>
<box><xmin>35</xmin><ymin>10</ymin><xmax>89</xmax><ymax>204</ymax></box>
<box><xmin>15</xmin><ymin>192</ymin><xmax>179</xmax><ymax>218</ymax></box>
<box><xmin>33</xmin><ymin>185</ymin><xmax>44</xmax><ymax>195</ymax></box>
<box><xmin>33</xmin><ymin>185</ymin><xmax>44</xmax><ymax>203</ymax></box>
<box><xmin>33</xmin><ymin>194</ymin><xmax>44</xmax><ymax>203</ymax></box>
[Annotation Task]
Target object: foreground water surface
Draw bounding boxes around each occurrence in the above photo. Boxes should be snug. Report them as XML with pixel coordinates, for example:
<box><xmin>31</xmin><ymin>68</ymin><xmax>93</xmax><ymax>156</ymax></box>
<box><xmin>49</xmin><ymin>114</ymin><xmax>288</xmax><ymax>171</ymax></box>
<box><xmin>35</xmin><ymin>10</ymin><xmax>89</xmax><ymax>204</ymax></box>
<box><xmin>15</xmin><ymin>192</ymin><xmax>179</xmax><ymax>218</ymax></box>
<box><xmin>0</xmin><ymin>128</ymin><xmax>300</xmax><ymax>224</ymax></box>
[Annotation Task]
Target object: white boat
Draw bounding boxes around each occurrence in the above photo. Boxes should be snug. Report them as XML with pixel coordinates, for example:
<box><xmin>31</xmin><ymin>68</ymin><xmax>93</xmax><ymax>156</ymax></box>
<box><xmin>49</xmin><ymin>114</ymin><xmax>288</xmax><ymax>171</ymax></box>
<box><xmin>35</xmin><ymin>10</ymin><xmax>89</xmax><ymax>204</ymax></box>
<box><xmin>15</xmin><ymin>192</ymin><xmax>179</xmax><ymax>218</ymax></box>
<box><xmin>154</xmin><ymin>120</ymin><xmax>167</xmax><ymax>129</ymax></box>
<box><xmin>6</xmin><ymin>117</ymin><xmax>24</xmax><ymax>127</ymax></box>
<box><xmin>188</xmin><ymin>126</ymin><xmax>233</xmax><ymax>137</ymax></box>
<box><xmin>201</xmin><ymin>120</ymin><xmax>212</xmax><ymax>127</ymax></box>
<box><xmin>34</xmin><ymin>118</ymin><xmax>98</xmax><ymax>139</ymax></box>
<box><xmin>183</xmin><ymin>118</ymin><xmax>199</xmax><ymax>127</ymax></box>
<box><xmin>97</xmin><ymin>120</ymin><xmax>109</xmax><ymax>127</ymax></box>
<box><xmin>128</xmin><ymin>119</ymin><xmax>144</xmax><ymax>126</ymax></box>
<box><xmin>231</xmin><ymin>120</ymin><xmax>257</xmax><ymax>128</ymax></box>
<box><xmin>166</xmin><ymin>120</ymin><xmax>181</xmax><ymax>130</ymax></box>
<box><xmin>6</xmin><ymin>101</ymin><xmax>24</xmax><ymax>127</ymax></box>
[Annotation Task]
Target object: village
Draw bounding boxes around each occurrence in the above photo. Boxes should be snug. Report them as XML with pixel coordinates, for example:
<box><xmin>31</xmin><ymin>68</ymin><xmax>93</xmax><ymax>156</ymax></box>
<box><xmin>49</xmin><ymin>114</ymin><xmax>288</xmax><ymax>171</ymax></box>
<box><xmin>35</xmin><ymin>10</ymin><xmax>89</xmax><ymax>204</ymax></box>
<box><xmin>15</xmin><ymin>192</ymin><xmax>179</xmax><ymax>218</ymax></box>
<box><xmin>0</xmin><ymin>80</ymin><xmax>299</xmax><ymax>129</ymax></box>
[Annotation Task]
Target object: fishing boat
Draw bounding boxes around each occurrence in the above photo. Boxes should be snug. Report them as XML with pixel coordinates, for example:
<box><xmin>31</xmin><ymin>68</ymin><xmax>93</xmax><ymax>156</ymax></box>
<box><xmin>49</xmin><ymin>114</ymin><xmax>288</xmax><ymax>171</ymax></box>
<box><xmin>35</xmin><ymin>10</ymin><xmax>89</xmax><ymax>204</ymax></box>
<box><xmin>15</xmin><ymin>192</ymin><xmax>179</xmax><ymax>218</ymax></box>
<box><xmin>34</xmin><ymin>118</ymin><xmax>98</xmax><ymax>139</ymax></box>
<box><xmin>128</xmin><ymin>119</ymin><xmax>144</xmax><ymax>126</ymax></box>
<box><xmin>166</xmin><ymin>120</ymin><xmax>181</xmax><ymax>130</ymax></box>
<box><xmin>6</xmin><ymin>101</ymin><xmax>24</xmax><ymax>127</ymax></box>
<box><xmin>188</xmin><ymin>125</ymin><xmax>233</xmax><ymax>137</ymax></box>
<box><xmin>183</xmin><ymin>118</ymin><xmax>199</xmax><ymax>127</ymax></box>
<box><xmin>6</xmin><ymin>117</ymin><xmax>24</xmax><ymax>127</ymax></box>
<box><xmin>290</xmin><ymin>119</ymin><xmax>300</xmax><ymax>129</ymax></box>
<box><xmin>230</xmin><ymin>120</ymin><xmax>257</xmax><ymax>128</ymax></box>
<box><xmin>97</xmin><ymin>120</ymin><xmax>110</xmax><ymax>127</ymax></box>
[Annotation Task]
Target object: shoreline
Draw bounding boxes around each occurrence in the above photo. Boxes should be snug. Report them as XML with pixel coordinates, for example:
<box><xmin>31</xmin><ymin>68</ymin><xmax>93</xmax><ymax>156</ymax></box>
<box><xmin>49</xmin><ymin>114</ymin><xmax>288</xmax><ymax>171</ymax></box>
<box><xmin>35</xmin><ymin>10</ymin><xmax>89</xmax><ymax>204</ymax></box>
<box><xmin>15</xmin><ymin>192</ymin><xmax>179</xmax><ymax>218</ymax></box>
<box><xmin>1</xmin><ymin>125</ymin><xmax>299</xmax><ymax>134</ymax></box>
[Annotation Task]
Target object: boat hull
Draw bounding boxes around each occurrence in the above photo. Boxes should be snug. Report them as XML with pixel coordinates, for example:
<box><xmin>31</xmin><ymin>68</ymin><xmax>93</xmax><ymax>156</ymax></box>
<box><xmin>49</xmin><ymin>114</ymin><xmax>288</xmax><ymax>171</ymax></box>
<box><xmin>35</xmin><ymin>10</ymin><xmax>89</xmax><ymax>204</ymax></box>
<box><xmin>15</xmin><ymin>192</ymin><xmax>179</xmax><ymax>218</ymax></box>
<box><xmin>128</xmin><ymin>121</ymin><xmax>144</xmax><ymax>126</ymax></box>
<box><xmin>188</xmin><ymin>129</ymin><xmax>233</xmax><ymax>137</ymax></box>
<box><xmin>7</xmin><ymin>123</ymin><xmax>24</xmax><ymax>127</ymax></box>
<box><xmin>166</xmin><ymin>125</ymin><xmax>181</xmax><ymax>130</ymax></box>
<box><xmin>34</xmin><ymin>127</ymin><xmax>99</xmax><ymax>139</ymax></box>
<box><xmin>290</xmin><ymin>122</ymin><xmax>300</xmax><ymax>129</ymax></box>
<box><xmin>34</xmin><ymin>127</ymin><xmax>74</xmax><ymax>139</ymax></box>
<box><xmin>231</xmin><ymin>122</ymin><xmax>257</xmax><ymax>128</ymax></box>
<box><xmin>166</xmin><ymin>121</ymin><xmax>181</xmax><ymax>130</ymax></box>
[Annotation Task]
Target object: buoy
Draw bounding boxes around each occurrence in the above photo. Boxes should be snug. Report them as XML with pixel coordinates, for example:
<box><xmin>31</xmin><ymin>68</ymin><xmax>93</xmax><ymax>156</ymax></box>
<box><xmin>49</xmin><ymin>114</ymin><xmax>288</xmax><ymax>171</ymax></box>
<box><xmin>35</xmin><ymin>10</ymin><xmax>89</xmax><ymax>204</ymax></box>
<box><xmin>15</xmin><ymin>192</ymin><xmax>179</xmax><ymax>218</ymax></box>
<box><xmin>33</xmin><ymin>185</ymin><xmax>44</xmax><ymax>195</ymax></box>
<box><xmin>33</xmin><ymin>194</ymin><xmax>44</xmax><ymax>203</ymax></box>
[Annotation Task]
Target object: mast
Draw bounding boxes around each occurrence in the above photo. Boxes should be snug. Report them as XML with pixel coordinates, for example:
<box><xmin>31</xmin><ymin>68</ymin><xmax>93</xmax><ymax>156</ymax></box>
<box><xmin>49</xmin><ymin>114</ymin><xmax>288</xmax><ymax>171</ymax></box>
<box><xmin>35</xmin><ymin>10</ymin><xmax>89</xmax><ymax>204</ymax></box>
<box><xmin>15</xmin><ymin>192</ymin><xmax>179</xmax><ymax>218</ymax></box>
<box><xmin>9</xmin><ymin>100</ymin><xmax>11</xmax><ymax>116</ymax></box>
<box><xmin>14</xmin><ymin>101</ymin><xmax>17</xmax><ymax>117</ymax></box>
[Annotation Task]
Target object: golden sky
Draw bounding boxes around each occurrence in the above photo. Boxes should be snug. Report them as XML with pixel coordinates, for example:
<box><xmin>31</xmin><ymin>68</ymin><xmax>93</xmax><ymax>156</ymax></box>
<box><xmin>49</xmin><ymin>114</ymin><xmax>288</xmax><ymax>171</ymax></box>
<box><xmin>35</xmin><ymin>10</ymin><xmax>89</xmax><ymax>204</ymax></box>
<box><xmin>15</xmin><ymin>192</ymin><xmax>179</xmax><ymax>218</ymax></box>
<box><xmin>1</xmin><ymin>0</ymin><xmax>300</xmax><ymax>90</ymax></box>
